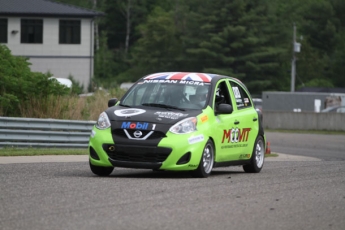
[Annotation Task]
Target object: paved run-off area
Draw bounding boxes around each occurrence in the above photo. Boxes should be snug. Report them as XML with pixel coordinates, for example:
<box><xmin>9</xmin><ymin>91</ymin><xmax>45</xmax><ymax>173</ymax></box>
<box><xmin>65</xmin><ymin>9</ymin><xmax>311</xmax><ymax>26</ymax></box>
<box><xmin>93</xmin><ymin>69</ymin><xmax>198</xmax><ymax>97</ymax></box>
<box><xmin>0</xmin><ymin>153</ymin><xmax>321</xmax><ymax>164</ymax></box>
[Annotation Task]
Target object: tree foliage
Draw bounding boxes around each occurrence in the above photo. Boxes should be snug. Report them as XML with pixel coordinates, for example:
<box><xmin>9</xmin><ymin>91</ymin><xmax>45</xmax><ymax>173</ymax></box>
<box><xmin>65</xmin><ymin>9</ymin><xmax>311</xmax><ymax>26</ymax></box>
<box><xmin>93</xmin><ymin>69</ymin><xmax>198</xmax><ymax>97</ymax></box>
<box><xmin>11</xmin><ymin>0</ymin><xmax>345</xmax><ymax>95</ymax></box>
<box><xmin>0</xmin><ymin>45</ymin><xmax>70</xmax><ymax>116</ymax></box>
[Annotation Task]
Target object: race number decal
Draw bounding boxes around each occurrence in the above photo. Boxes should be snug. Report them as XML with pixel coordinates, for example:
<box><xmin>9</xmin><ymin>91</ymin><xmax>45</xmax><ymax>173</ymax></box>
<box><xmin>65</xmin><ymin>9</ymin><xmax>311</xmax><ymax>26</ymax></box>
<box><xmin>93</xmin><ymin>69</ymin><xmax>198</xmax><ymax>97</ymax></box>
<box><xmin>114</xmin><ymin>109</ymin><xmax>146</xmax><ymax>117</ymax></box>
<box><xmin>232</xmin><ymin>87</ymin><xmax>241</xmax><ymax>99</ymax></box>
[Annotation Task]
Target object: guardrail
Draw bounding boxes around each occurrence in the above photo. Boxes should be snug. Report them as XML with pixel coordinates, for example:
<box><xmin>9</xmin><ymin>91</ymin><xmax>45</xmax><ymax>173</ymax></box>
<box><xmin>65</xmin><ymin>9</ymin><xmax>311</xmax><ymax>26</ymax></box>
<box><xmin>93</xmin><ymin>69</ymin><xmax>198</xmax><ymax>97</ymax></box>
<box><xmin>262</xmin><ymin>111</ymin><xmax>345</xmax><ymax>131</ymax></box>
<box><xmin>0</xmin><ymin>111</ymin><xmax>344</xmax><ymax>149</ymax></box>
<box><xmin>0</xmin><ymin>117</ymin><xmax>96</xmax><ymax>148</ymax></box>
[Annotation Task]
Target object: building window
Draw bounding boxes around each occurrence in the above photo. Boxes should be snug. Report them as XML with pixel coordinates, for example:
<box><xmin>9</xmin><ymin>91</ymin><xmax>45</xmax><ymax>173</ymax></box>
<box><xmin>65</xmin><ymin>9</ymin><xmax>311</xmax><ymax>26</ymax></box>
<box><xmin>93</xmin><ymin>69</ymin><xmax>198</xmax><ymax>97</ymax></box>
<box><xmin>21</xmin><ymin>19</ymin><xmax>43</xmax><ymax>43</ymax></box>
<box><xmin>0</xmin><ymin>19</ymin><xmax>8</xmax><ymax>43</ymax></box>
<box><xmin>59</xmin><ymin>20</ymin><xmax>81</xmax><ymax>44</ymax></box>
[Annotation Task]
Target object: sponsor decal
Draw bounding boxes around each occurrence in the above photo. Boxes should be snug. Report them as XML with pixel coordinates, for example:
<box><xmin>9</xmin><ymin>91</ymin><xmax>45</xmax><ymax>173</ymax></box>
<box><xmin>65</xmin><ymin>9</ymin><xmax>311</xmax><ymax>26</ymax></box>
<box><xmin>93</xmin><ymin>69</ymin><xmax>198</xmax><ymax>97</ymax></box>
<box><xmin>144</xmin><ymin>79</ymin><xmax>178</xmax><ymax>84</ymax></box>
<box><xmin>143</xmin><ymin>72</ymin><xmax>213</xmax><ymax>82</ymax></box>
<box><xmin>143</xmin><ymin>79</ymin><xmax>204</xmax><ymax>85</ymax></box>
<box><xmin>188</xmin><ymin>135</ymin><xmax>204</xmax><ymax>144</ymax></box>
<box><xmin>179</xmin><ymin>81</ymin><xmax>205</xmax><ymax>85</ymax></box>
<box><xmin>200</xmin><ymin>115</ymin><xmax>208</xmax><ymax>123</ymax></box>
<box><xmin>222</xmin><ymin>128</ymin><xmax>251</xmax><ymax>143</ymax></box>
<box><xmin>188</xmin><ymin>164</ymin><xmax>198</xmax><ymax>167</ymax></box>
<box><xmin>114</xmin><ymin>109</ymin><xmax>146</xmax><ymax>117</ymax></box>
<box><xmin>90</xmin><ymin>130</ymin><xmax>96</xmax><ymax>138</ymax></box>
<box><xmin>221</xmin><ymin>143</ymin><xmax>248</xmax><ymax>149</ymax></box>
<box><xmin>239</xmin><ymin>154</ymin><xmax>251</xmax><ymax>159</ymax></box>
<box><xmin>121</xmin><ymin>122</ymin><xmax>149</xmax><ymax>130</ymax></box>
<box><xmin>154</xmin><ymin>111</ymin><xmax>188</xmax><ymax>120</ymax></box>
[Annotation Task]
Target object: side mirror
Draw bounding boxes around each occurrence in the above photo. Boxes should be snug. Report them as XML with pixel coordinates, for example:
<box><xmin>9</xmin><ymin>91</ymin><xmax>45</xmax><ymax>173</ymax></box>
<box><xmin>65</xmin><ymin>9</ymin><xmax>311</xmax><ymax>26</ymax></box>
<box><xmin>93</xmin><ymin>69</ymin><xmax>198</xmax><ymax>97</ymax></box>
<box><xmin>216</xmin><ymin>104</ymin><xmax>233</xmax><ymax>115</ymax></box>
<box><xmin>108</xmin><ymin>98</ymin><xmax>118</xmax><ymax>107</ymax></box>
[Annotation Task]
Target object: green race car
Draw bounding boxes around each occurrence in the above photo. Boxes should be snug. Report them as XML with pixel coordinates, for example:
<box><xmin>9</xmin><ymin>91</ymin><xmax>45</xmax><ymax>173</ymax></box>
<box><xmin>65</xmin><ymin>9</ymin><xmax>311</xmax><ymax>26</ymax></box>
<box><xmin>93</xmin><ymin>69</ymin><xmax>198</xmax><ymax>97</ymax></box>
<box><xmin>89</xmin><ymin>72</ymin><xmax>266</xmax><ymax>178</ymax></box>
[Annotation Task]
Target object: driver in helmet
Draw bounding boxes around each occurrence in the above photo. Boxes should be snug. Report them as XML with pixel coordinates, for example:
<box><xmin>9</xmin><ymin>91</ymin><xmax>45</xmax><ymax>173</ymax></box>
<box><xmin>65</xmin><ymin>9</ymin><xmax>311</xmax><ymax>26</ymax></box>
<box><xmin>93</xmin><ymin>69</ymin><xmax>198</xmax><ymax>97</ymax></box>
<box><xmin>194</xmin><ymin>86</ymin><xmax>209</xmax><ymax>108</ymax></box>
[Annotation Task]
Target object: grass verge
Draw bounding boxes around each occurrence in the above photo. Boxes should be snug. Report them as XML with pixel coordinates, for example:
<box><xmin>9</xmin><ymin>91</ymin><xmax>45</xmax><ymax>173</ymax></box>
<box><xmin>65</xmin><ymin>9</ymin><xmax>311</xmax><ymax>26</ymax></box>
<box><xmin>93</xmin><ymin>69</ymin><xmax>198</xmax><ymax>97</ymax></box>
<box><xmin>0</xmin><ymin>148</ymin><xmax>88</xmax><ymax>157</ymax></box>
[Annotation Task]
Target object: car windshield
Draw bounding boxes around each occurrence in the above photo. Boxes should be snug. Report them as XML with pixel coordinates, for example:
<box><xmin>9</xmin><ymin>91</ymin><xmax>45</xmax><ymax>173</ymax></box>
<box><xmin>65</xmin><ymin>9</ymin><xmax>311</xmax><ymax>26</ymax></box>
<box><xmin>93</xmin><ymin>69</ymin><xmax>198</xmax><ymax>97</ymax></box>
<box><xmin>120</xmin><ymin>80</ymin><xmax>211</xmax><ymax>110</ymax></box>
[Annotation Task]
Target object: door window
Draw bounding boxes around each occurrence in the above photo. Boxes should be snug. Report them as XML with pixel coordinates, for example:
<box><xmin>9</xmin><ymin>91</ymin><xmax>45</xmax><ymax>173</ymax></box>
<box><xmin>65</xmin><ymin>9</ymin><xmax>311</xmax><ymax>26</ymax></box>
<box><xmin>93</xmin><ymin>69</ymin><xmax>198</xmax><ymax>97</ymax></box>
<box><xmin>230</xmin><ymin>81</ymin><xmax>252</xmax><ymax>110</ymax></box>
<box><xmin>213</xmin><ymin>81</ymin><xmax>232</xmax><ymax>108</ymax></box>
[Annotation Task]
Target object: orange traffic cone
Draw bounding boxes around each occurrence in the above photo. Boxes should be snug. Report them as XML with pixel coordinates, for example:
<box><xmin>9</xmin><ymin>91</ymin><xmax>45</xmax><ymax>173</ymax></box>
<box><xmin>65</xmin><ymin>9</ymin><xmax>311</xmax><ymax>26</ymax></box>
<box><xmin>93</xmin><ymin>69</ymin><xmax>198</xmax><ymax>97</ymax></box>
<box><xmin>265</xmin><ymin>142</ymin><xmax>271</xmax><ymax>154</ymax></box>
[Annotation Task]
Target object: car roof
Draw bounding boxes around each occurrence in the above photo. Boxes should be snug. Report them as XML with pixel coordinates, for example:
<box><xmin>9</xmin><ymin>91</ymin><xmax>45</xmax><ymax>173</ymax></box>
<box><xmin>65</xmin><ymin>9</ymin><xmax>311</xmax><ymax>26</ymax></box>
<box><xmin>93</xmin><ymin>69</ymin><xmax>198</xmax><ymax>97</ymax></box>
<box><xmin>143</xmin><ymin>72</ymin><xmax>216</xmax><ymax>83</ymax></box>
<box><xmin>142</xmin><ymin>72</ymin><xmax>242</xmax><ymax>84</ymax></box>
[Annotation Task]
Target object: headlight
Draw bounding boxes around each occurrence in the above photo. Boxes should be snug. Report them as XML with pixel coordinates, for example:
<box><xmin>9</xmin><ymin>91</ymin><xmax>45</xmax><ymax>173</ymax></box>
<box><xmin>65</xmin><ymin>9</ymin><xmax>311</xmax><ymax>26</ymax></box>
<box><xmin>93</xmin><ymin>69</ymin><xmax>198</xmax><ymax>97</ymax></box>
<box><xmin>95</xmin><ymin>112</ymin><xmax>111</xmax><ymax>129</ymax></box>
<box><xmin>169</xmin><ymin>117</ymin><xmax>197</xmax><ymax>134</ymax></box>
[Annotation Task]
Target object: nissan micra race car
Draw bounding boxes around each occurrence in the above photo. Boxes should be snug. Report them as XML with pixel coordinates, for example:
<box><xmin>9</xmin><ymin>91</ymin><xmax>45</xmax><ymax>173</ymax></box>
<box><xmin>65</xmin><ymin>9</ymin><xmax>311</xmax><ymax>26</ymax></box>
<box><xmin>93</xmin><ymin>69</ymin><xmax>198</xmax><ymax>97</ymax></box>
<box><xmin>89</xmin><ymin>72</ymin><xmax>266</xmax><ymax>178</ymax></box>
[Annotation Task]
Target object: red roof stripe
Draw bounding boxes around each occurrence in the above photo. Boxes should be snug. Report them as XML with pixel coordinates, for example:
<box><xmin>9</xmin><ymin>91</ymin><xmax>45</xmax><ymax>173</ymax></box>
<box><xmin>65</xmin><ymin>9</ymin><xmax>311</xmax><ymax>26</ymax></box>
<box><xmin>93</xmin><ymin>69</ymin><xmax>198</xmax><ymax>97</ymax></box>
<box><xmin>144</xmin><ymin>72</ymin><xmax>215</xmax><ymax>82</ymax></box>
<box><xmin>168</xmin><ymin>72</ymin><xmax>189</xmax><ymax>80</ymax></box>
<box><xmin>197</xmin><ymin>73</ymin><xmax>212</xmax><ymax>82</ymax></box>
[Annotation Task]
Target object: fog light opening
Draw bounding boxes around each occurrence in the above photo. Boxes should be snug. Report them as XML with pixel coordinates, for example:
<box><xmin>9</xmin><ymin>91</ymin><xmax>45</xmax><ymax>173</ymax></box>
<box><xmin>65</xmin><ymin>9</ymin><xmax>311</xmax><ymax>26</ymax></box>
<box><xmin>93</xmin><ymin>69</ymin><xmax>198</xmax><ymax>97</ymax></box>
<box><xmin>89</xmin><ymin>147</ymin><xmax>100</xmax><ymax>160</ymax></box>
<box><xmin>177</xmin><ymin>152</ymin><xmax>191</xmax><ymax>165</ymax></box>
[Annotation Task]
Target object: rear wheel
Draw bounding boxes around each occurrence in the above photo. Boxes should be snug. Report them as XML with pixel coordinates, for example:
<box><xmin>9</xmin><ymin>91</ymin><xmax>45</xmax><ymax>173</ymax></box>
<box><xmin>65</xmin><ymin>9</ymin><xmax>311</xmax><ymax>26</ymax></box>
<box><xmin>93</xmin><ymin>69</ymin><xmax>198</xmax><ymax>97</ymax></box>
<box><xmin>243</xmin><ymin>136</ymin><xmax>265</xmax><ymax>173</ymax></box>
<box><xmin>191</xmin><ymin>140</ymin><xmax>214</xmax><ymax>178</ymax></box>
<box><xmin>89</xmin><ymin>161</ymin><xmax>114</xmax><ymax>176</ymax></box>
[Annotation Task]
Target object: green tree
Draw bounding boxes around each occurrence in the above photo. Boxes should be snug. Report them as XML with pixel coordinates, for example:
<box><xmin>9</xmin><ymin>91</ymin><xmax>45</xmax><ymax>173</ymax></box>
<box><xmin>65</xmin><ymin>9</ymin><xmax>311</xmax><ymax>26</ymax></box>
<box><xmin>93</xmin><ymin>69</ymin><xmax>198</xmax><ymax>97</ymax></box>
<box><xmin>58</xmin><ymin>0</ymin><xmax>345</xmax><ymax>91</ymax></box>
<box><xmin>0</xmin><ymin>45</ymin><xmax>69</xmax><ymax>116</ymax></box>
<box><xmin>120</xmin><ymin>6</ymin><xmax>184</xmax><ymax>82</ymax></box>
<box><xmin>180</xmin><ymin>0</ymin><xmax>290</xmax><ymax>94</ymax></box>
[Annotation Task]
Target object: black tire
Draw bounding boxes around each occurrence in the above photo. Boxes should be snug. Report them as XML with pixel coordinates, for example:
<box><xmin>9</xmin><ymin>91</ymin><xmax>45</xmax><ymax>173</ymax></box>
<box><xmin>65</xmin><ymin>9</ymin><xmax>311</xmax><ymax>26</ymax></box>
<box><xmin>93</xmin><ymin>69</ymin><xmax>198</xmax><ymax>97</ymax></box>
<box><xmin>243</xmin><ymin>135</ymin><xmax>265</xmax><ymax>173</ymax></box>
<box><xmin>89</xmin><ymin>161</ymin><xmax>114</xmax><ymax>176</ymax></box>
<box><xmin>191</xmin><ymin>140</ymin><xmax>214</xmax><ymax>178</ymax></box>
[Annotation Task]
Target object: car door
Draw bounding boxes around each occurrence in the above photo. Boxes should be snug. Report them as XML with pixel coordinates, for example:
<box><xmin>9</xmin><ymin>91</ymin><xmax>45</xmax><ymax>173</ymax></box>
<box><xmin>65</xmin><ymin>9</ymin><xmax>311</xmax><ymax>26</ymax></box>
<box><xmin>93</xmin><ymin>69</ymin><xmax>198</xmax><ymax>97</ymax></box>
<box><xmin>226</xmin><ymin>79</ymin><xmax>259</xmax><ymax>160</ymax></box>
<box><xmin>211</xmin><ymin>80</ymin><xmax>243</xmax><ymax>162</ymax></box>
<box><xmin>212</xmin><ymin>79</ymin><xmax>258</xmax><ymax>162</ymax></box>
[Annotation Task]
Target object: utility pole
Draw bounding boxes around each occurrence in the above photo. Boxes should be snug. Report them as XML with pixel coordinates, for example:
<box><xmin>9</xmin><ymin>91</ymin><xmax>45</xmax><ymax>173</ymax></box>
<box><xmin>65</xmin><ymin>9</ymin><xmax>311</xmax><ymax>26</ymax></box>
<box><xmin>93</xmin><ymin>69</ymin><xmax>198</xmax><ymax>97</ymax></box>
<box><xmin>291</xmin><ymin>23</ymin><xmax>296</xmax><ymax>92</ymax></box>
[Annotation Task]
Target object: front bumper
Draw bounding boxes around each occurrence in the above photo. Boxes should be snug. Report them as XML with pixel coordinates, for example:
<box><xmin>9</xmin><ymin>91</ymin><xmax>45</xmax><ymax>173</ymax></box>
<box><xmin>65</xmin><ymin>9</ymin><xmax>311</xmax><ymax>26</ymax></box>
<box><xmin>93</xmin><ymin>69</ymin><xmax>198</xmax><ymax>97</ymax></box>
<box><xmin>88</xmin><ymin>127</ymin><xmax>206</xmax><ymax>171</ymax></box>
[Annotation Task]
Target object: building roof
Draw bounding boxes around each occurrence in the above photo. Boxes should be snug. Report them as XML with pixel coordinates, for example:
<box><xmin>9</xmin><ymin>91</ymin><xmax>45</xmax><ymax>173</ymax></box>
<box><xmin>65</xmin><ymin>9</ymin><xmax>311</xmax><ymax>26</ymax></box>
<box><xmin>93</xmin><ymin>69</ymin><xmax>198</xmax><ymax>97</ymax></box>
<box><xmin>0</xmin><ymin>0</ymin><xmax>104</xmax><ymax>18</ymax></box>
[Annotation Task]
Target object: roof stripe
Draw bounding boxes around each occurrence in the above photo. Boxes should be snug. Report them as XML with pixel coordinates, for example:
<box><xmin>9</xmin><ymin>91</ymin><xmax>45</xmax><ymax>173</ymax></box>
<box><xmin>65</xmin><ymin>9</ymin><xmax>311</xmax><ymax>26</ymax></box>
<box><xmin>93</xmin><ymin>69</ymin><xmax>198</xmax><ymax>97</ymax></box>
<box><xmin>144</xmin><ymin>72</ymin><xmax>215</xmax><ymax>83</ymax></box>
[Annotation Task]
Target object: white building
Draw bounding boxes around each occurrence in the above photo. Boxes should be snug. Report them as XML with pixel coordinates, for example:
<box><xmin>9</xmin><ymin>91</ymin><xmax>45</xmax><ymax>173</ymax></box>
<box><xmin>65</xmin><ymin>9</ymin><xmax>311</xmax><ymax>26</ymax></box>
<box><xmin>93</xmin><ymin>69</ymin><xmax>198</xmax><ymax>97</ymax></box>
<box><xmin>0</xmin><ymin>0</ymin><xmax>103</xmax><ymax>91</ymax></box>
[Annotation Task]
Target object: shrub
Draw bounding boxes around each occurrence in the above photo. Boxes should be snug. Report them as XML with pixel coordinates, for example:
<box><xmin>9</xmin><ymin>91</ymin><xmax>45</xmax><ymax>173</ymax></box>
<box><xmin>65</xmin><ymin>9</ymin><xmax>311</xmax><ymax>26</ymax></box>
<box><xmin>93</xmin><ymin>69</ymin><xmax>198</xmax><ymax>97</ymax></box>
<box><xmin>0</xmin><ymin>44</ymin><xmax>69</xmax><ymax>116</ymax></box>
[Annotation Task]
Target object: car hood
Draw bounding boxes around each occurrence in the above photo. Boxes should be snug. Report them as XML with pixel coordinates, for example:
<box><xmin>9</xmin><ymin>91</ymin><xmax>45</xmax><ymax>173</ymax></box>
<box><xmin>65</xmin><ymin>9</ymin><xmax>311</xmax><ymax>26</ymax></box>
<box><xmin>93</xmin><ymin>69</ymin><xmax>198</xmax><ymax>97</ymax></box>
<box><xmin>105</xmin><ymin>105</ymin><xmax>202</xmax><ymax>125</ymax></box>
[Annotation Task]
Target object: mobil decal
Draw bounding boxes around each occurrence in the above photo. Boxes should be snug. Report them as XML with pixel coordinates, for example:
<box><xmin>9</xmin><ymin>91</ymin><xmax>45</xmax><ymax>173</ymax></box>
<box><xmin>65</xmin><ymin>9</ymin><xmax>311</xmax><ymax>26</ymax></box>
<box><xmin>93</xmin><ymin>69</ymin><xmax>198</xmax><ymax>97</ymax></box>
<box><xmin>121</xmin><ymin>122</ymin><xmax>149</xmax><ymax>130</ymax></box>
<box><xmin>222</xmin><ymin>128</ymin><xmax>251</xmax><ymax>143</ymax></box>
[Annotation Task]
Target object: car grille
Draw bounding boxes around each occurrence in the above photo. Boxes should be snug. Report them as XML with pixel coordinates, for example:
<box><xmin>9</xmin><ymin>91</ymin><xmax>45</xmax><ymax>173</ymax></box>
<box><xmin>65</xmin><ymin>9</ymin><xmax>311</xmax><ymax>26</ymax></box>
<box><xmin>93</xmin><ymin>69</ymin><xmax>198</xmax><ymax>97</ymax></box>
<box><xmin>112</xmin><ymin>129</ymin><xmax>166</xmax><ymax>140</ymax></box>
<box><xmin>104</xmin><ymin>144</ymin><xmax>172</xmax><ymax>163</ymax></box>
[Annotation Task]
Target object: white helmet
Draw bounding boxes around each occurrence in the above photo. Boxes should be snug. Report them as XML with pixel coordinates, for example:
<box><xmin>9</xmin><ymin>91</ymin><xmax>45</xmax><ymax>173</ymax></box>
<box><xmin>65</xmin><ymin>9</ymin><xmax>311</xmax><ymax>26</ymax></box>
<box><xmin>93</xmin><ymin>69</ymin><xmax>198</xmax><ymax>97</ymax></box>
<box><xmin>195</xmin><ymin>86</ymin><xmax>208</xmax><ymax>106</ymax></box>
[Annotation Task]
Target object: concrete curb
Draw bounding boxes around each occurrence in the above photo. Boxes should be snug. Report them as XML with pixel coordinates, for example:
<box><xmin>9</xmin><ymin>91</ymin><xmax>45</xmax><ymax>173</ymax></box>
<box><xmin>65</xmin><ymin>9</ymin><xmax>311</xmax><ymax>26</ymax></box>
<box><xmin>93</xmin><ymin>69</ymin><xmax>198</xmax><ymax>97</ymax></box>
<box><xmin>265</xmin><ymin>153</ymin><xmax>321</xmax><ymax>162</ymax></box>
<box><xmin>0</xmin><ymin>153</ymin><xmax>321</xmax><ymax>164</ymax></box>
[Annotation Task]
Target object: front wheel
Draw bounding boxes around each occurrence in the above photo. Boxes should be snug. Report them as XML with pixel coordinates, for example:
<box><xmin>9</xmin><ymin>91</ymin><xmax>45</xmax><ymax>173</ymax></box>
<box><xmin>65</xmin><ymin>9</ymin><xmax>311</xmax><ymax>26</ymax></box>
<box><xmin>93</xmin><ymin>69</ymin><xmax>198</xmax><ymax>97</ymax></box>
<box><xmin>191</xmin><ymin>140</ymin><xmax>214</xmax><ymax>178</ymax></box>
<box><xmin>89</xmin><ymin>161</ymin><xmax>114</xmax><ymax>176</ymax></box>
<box><xmin>243</xmin><ymin>136</ymin><xmax>265</xmax><ymax>173</ymax></box>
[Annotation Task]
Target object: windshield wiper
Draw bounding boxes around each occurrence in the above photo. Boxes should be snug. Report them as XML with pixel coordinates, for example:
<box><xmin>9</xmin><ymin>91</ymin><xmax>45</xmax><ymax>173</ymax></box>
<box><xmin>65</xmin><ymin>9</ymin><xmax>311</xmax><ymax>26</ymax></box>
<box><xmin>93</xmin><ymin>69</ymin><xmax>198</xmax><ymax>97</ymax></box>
<box><xmin>142</xmin><ymin>103</ymin><xmax>185</xmax><ymax>111</ymax></box>
<box><xmin>119</xmin><ymin>103</ymin><xmax>131</xmax><ymax>108</ymax></box>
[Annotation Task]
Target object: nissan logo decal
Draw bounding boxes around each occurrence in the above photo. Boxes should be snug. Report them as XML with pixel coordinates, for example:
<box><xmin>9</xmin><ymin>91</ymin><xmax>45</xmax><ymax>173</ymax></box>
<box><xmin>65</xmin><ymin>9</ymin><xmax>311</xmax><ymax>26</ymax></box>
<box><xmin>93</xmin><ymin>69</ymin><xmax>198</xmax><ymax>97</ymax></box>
<box><xmin>133</xmin><ymin>130</ymin><xmax>143</xmax><ymax>138</ymax></box>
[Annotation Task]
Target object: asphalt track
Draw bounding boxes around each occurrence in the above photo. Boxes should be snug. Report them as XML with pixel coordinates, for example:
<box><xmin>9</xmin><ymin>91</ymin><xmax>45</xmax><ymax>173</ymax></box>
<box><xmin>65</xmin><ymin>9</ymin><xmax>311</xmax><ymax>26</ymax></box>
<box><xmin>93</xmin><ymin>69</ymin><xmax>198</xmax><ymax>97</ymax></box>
<box><xmin>0</xmin><ymin>152</ymin><xmax>320</xmax><ymax>164</ymax></box>
<box><xmin>0</xmin><ymin>132</ymin><xmax>344</xmax><ymax>230</ymax></box>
